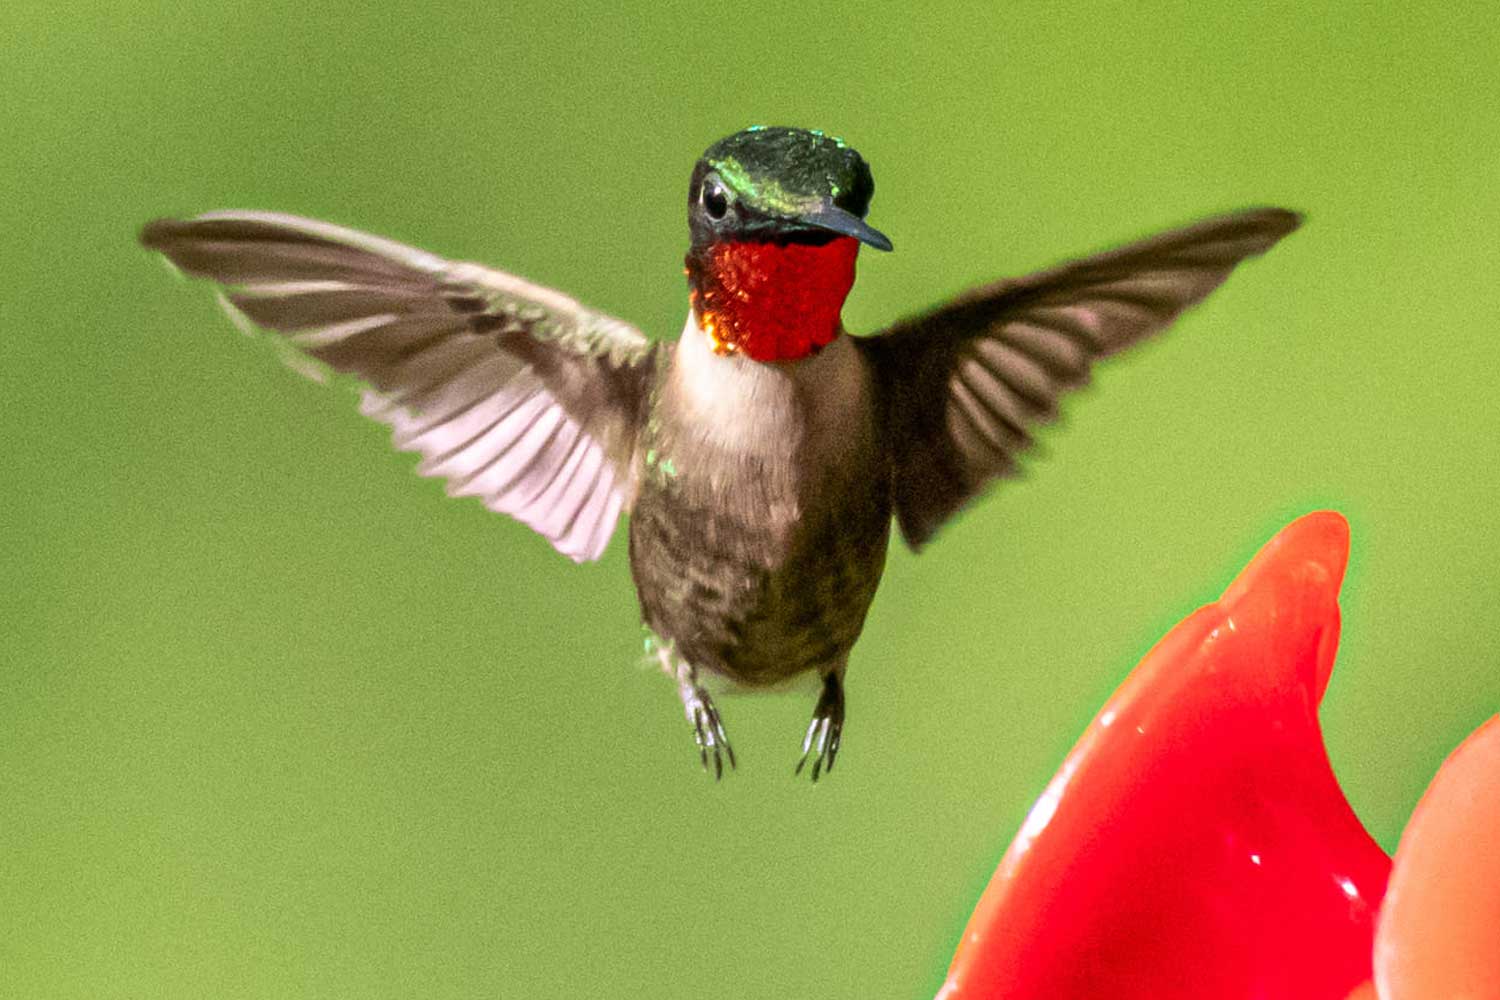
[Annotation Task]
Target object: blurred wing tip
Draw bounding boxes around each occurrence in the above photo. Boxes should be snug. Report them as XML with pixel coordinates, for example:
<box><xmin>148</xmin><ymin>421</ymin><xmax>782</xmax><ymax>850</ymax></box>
<box><xmin>563</xmin><ymin>540</ymin><xmax>606</xmax><ymax>564</ymax></box>
<box><xmin>139</xmin><ymin>216</ymin><xmax>186</xmax><ymax>254</ymax></box>
<box><xmin>153</xmin><ymin>252</ymin><xmax>186</xmax><ymax>281</ymax></box>
<box><xmin>1277</xmin><ymin>206</ymin><xmax>1305</xmax><ymax>228</ymax></box>
<box><xmin>214</xmin><ymin>291</ymin><xmax>259</xmax><ymax>337</ymax></box>
<box><xmin>139</xmin><ymin>212</ymin><xmax>241</xmax><ymax>247</ymax></box>
<box><xmin>1236</xmin><ymin>205</ymin><xmax>1305</xmax><ymax>244</ymax></box>
<box><xmin>139</xmin><ymin>210</ymin><xmax>448</xmax><ymax>274</ymax></box>
<box><xmin>274</xmin><ymin>344</ymin><xmax>333</xmax><ymax>384</ymax></box>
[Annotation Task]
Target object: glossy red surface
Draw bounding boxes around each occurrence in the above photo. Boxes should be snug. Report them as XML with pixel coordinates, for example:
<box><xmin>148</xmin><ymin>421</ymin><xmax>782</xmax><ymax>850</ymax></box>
<box><xmin>937</xmin><ymin>512</ymin><xmax>1393</xmax><ymax>1000</ymax></box>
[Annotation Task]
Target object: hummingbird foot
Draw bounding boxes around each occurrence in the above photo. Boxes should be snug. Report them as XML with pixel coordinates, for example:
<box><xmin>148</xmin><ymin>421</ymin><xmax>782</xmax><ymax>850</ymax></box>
<box><xmin>654</xmin><ymin>640</ymin><xmax>735</xmax><ymax>779</ymax></box>
<box><xmin>681</xmin><ymin>681</ymin><xmax>736</xmax><ymax>780</ymax></box>
<box><xmin>795</xmin><ymin>672</ymin><xmax>844</xmax><ymax>782</ymax></box>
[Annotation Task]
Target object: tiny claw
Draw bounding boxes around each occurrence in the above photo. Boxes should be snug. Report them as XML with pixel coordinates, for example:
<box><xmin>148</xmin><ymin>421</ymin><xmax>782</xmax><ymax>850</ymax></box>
<box><xmin>795</xmin><ymin>673</ymin><xmax>845</xmax><ymax>781</ymax></box>
<box><xmin>682</xmin><ymin>685</ymin><xmax>734</xmax><ymax>780</ymax></box>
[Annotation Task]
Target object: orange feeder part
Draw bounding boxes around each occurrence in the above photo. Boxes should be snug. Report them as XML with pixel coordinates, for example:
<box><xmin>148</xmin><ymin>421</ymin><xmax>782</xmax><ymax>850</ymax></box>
<box><xmin>1373</xmin><ymin>714</ymin><xmax>1500</xmax><ymax>1000</ymax></box>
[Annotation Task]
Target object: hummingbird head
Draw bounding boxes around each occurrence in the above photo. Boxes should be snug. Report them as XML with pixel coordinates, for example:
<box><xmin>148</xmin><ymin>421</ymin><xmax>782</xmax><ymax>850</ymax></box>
<box><xmin>687</xmin><ymin>127</ymin><xmax>890</xmax><ymax>252</ymax></box>
<box><xmin>685</xmin><ymin>126</ymin><xmax>892</xmax><ymax>363</ymax></box>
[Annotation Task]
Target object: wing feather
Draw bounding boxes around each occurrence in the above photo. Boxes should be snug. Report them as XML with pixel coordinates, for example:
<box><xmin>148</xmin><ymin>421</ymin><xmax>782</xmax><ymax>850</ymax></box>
<box><xmin>954</xmin><ymin>356</ymin><xmax>1035</xmax><ymax>447</ymax></box>
<box><xmin>859</xmin><ymin>207</ymin><xmax>1301</xmax><ymax>548</ymax></box>
<box><xmin>142</xmin><ymin>211</ymin><xmax>659</xmax><ymax>561</ymax></box>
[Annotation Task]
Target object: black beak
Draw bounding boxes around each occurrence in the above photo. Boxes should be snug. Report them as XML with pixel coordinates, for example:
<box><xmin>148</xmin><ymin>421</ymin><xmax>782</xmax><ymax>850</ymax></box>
<box><xmin>795</xmin><ymin>203</ymin><xmax>894</xmax><ymax>252</ymax></box>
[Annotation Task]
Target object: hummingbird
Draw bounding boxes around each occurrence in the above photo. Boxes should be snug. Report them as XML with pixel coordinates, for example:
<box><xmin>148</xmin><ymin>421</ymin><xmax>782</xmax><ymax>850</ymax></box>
<box><xmin>140</xmin><ymin>126</ymin><xmax>1300</xmax><ymax>780</ymax></box>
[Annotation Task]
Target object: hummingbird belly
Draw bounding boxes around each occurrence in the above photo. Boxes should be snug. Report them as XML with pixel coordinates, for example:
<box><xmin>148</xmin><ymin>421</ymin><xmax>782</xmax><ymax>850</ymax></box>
<box><xmin>628</xmin><ymin>328</ymin><xmax>890</xmax><ymax>686</ymax></box>
<box><xmin>629</xmin><ymin>474</ymin><xmax>890</xmax><ymax>687</ymax></box>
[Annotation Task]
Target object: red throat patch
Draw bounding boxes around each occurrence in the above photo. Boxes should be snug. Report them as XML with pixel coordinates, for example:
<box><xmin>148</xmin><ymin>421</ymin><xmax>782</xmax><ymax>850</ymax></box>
<box><xmin>689</xmin><ymin>237</ymin><xmax>859</xmax><ymax>362</ymax></box>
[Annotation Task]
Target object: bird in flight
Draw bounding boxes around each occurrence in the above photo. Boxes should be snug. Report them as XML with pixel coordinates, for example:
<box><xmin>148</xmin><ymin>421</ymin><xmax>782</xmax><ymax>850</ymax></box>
<box><xmin>141</xmin><ymin>125</ymin><xmax>1300</xmax><ymax>780</ymax></box>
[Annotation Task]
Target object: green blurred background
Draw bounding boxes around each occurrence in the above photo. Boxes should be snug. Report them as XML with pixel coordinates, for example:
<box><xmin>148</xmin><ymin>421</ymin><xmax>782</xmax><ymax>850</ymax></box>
<box><xmin>4</xmin><ymin>2</ymin><xmax>1497</xmax><ymax>997</ymax></box>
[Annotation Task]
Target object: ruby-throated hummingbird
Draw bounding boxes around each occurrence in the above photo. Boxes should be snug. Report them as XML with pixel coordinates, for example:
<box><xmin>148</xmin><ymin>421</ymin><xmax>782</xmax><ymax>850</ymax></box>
<box><xmin>141</xmin><ymin>126</ymin><xmax>1299</xmax><ymax>780</ymax></box>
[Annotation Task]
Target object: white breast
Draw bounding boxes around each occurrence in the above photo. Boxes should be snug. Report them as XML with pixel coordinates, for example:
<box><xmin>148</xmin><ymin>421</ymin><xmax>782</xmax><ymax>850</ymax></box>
<box><xmin>668</xmin><ymin>314</ymin><xmax>874</xmax><ymax>467</ymax></box>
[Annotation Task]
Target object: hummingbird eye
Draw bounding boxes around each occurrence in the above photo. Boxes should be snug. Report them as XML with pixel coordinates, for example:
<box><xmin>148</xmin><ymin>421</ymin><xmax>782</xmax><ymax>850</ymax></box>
<box><xmin>702</xmin><ymin>179</ymin><xmax>730</xmax><ymax>221</ymax></box>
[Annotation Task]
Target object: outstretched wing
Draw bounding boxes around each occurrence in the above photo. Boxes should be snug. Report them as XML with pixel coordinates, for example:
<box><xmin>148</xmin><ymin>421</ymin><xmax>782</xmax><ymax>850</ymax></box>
<box><xmin>141</xmin><ymin>211</ymin><xmax>661</xmax><ymax>562</ymax></box>
<box><xmin>858</xmin><ymin>207</ymin><xmax>1301</xmax><ymax>549</ymax></box>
